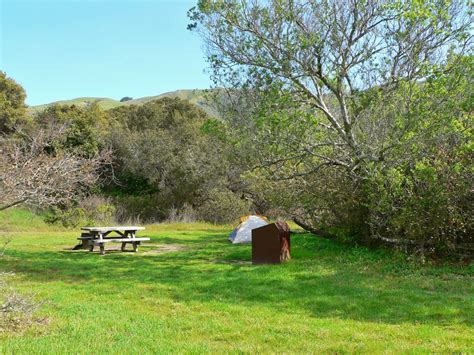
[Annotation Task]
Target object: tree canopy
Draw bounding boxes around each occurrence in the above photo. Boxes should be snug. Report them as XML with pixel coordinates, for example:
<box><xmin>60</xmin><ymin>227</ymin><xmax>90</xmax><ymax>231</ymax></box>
<box><xmin>0</xmin><ymin>72</ymin><xmax>29</xmax><ymax>133</ymax></box>
<box><xmin>190</xmin><ymin>0</ymin><xmax>473</xmax><ymax>256</ymax></box>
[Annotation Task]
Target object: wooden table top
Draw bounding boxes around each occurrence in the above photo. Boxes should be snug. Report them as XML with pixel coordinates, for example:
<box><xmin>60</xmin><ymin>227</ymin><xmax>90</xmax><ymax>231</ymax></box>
<box><xmin>81</xmin><ymin>226</ymin><xmax>145</xmax><ymax>233</ymax></box>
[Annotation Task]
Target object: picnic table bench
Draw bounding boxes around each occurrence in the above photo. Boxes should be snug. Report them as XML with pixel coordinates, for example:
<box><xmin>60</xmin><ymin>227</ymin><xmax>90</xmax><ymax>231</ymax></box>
<box><xmin>78</xmin><ymin>226</ymin><xmax>149</xmax><ymax>255</ymax></box>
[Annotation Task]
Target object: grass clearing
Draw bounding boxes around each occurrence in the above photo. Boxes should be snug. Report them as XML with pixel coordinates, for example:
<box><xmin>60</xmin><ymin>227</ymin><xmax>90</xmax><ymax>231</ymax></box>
<box><xmin>0</xmin><ymin>209</ymin><xmax>473</xmax><ymax>353</ymax></box>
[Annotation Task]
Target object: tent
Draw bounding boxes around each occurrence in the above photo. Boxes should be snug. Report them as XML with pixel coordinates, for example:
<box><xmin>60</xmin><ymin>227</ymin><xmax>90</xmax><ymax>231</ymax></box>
<box><xmin>229</xmin><ymin>215</ymin><xmax>269</xmax><ymax>244</ymax></box>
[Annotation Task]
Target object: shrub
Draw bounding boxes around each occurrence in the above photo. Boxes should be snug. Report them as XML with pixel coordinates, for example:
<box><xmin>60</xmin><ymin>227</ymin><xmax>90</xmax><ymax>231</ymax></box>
<box><xmin>0</xmin><ymin>290</ymin><xmax>47</xmax><ymax>333</ymax></box>
<box><xmin>112</xmin><ymin>194</ymin><xmax>168</xmax><ymax>224</ymax></box>
<box><xmin>1</xmin><ymin>238</ymin><xmax>46</xmax><ymax>333</ymax></box>
<box><xmin>197</xmin><ymin>189</ymin><xmax>250</xmax><ymax>224</ymax></box>
<box><xmin>45</xmin><ymin>196</ymin><xmax>116</xmax><ymax>228</ymax></box>
<box><xmin>105</xmin><ymin>97</ymin><xmax>237</xmax><ymax>224</ymax></box>
<box><xmin>166</xmin><ymin>203</ymin><xmax>198</xmax><ymax>223</ymax></box>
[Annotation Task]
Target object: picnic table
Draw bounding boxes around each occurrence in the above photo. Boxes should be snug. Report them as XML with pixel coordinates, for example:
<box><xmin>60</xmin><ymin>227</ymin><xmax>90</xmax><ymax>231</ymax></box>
<box><xmin>78</xmin><ymin>226</ymin><xmax>150</xmax><ymax>255</ymax></box>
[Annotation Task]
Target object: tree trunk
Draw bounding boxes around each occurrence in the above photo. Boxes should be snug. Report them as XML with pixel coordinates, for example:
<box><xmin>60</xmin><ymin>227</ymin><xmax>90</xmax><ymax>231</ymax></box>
<box><xmin>292</xmin><ymin>218</ymin><xmax>337</xmax><ymax>240</ymax></box>
<box><xmin>0</xmin><ymin>199</ymin><xmax>27</xmax><ymax>212</ymax></box>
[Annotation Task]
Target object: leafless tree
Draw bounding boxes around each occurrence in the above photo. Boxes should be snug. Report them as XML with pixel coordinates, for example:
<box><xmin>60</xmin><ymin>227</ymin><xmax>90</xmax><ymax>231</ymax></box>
<box><xmin>0</xmin><ymin>125</ymin><xmax>111</xmax><ymax>212</ymax></box>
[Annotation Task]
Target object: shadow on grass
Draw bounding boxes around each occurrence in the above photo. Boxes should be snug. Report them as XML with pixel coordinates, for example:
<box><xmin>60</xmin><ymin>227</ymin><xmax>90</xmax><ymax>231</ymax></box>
<box><xmin>2</xmin><ymin>232</ymin><xmax>472</xmax><ymax>327</ymax></box>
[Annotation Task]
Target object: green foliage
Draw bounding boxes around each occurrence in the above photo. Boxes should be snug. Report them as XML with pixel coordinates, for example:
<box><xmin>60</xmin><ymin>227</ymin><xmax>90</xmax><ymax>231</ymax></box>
<box><xmin>29</xmin><ymin>89</ymin><xmax>220</xmax><ymax>118</ymax></box>
<box><xmin>111</xmin><ymin>194</ymin><xmax>168</xmax><ymax>222</ymax></box>
<box><xmin>0</xmin><ymin>71</ymin><xmax>29</xmax><ymax>133</ymax></box>
<box><xmin>361</xmin><ymin>55</ymin><xmax>474</xmax><ymax>255</ymax></box>
<box><xmin>229</xmin><ymin>56</ymin><xmax>473</xmax><ymax>257</ymax></box>
<box><xmin>34</xmin><ymin>103</ymin><xmax>109</xmax><ymax>156</ymax></box>
<box><xmin>44</xmin><ymin>207</ymin><xmax>90</xmax><ymax>228</ymax></box>
<box><xmin>4</xmin><ymin>88</ymin><xmax>247</xmax><ymax>225</ymax></box>
<box><xmin>44</xmin><ymin>196</ymin><xmax>116</xmax><ymax>228</ymax></box>
<box><xmin>191</xmin><ymin>0</ymin><xmax>473</xmax><ymax>257</ymax></box>
<box><xmin>105</xmin><ymin>173</ymin><xmax>158</xmax><ymax>197</ymax></box>
<box><xmin>196</xmin><ymin>189</ymin><xmax>250</xmax><ymax>224</ymax></box>
<box><xmin>106</xmin><ymin>97</ymin><xmax>248</xmax><ymax>223</ymax></box>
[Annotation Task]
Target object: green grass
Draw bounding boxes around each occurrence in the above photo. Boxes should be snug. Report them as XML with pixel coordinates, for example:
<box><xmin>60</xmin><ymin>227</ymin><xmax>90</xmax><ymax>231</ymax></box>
<box><xmin>0</xmin><ymin>209</ymin><xmax>473</xmax><ymax>353</ymax></box>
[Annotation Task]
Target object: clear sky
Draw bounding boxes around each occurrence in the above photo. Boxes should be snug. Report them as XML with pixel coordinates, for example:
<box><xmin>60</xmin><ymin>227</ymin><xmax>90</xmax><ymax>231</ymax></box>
<box><xmin>0</xmin><ymin>0</ymin><xmax>211</xmax><ymax>106</ymax></box>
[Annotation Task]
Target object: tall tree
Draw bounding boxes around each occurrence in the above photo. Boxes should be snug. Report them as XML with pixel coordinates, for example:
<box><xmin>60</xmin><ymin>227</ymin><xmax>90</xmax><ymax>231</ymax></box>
<box><xmin>190</xmin><ymin>0</ymin><xmax>471</xmax><ymax>173</ymax></box>
<box><xmin>190</xmin><ymin>0</ymin><xmax>473</xmax><ymax>252</ymax></box>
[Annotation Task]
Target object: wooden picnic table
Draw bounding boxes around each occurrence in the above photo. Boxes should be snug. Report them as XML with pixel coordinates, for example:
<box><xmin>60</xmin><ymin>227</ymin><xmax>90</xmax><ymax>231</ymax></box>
<box><xmin>79</xmin><ymin>226</ymin><xmax>149</xmax><ymax>255</ymax></box>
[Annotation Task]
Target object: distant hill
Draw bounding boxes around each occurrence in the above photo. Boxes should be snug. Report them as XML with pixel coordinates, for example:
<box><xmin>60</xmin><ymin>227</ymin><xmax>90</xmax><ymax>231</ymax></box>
<box><xmin>29</xmin><ymin>89</ymin><xmax>220</xmax><ymax>117</ymax></box>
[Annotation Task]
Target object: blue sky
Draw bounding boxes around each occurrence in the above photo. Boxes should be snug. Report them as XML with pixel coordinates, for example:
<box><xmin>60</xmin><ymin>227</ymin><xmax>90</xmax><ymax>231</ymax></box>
<box><xmin>0</xmin><ymin>0</ymin><xmax>211</xmax><ymax>105</ymax></box>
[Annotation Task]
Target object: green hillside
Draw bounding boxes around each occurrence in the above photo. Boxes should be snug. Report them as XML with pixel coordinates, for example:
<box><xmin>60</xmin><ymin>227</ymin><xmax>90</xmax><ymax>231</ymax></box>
<box><xmin>29</xmin><ymin>97</ymin><xmax>122</xmax><ymax>113</ymax></box>
<box><xmin>29</xmin><ymin>89</ymin><xmax>220</xmax><ymax>117</ymax></box>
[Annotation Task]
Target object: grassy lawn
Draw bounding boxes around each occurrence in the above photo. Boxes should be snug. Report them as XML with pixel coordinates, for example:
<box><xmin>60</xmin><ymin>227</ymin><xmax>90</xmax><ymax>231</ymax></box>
<box><xmin>0</xmin><ymin>209</ymin><xmax>473</xmax><ymax>353</ymax></box>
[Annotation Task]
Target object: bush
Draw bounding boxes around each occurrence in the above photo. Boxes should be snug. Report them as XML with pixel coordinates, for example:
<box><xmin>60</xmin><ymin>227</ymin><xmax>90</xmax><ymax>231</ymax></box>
<box><xmin>105</xmin><ymin>97</ymin><xmax>238</xmax><ymax>224</ymax></box>
<box><xmin>197</xmin><ymin>189</ymin><xmax>250</xmax><ymax>224</ymax></box>
<box><xmin>112</xmin><ymin>194</ymin><xmax>168</xmax><ymax>224</ymax></box>
<box><xmin>364</xmin><ymin>154</ymin><xmax>473</xmax><ymax>258</ymax></box>
<box><xmin>166</xmin><ymin>203</ymin><xmax>198</xmax><ymax>223</ymax></box>
<box><xmin>1</xmin><ymin>238</ymin><xmax>46</xmax><ymax>333</ymax></box>
<box><xmin>45</xmin><ymin>196</ymin><xmax>116</xmax><ymax>228</ymax></box>
<box><xmin>0</xmin><ymin>291</ymin><xmax>46</xmax><ymax>333</ymax></box>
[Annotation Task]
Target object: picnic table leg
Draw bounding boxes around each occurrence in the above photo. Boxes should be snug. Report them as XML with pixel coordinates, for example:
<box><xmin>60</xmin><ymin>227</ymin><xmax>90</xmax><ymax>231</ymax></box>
<box><xmin>89</xmin><ymin>243</ymin><xmax>94</xmax><ymax>252</ymax></box>
<box><xmin>98</xmin><ymin>232</ymin><xmax>105</xmax><ymax>255</ymax></box>
<box><xmin>120</xmin><ymin>231</ymin><xmax>131</xmax><ymax>251</ymax></box>
<box><xmin>82</xmin><ymin>239</ymin><xmax>90</xmax><ymax>250</ymax></box>
<box><xmin>126</xmin><ymin>230</ymin><xmax>136</xmax><ymax>252</ymax></box>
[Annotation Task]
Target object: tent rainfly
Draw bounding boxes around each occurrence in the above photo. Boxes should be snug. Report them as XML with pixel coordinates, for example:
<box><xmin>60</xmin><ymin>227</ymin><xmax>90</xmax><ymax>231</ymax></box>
<box><xmin>229</xmin><ymin>215</ymin><xmax>269</xmax><ymax>244</ymax></box>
